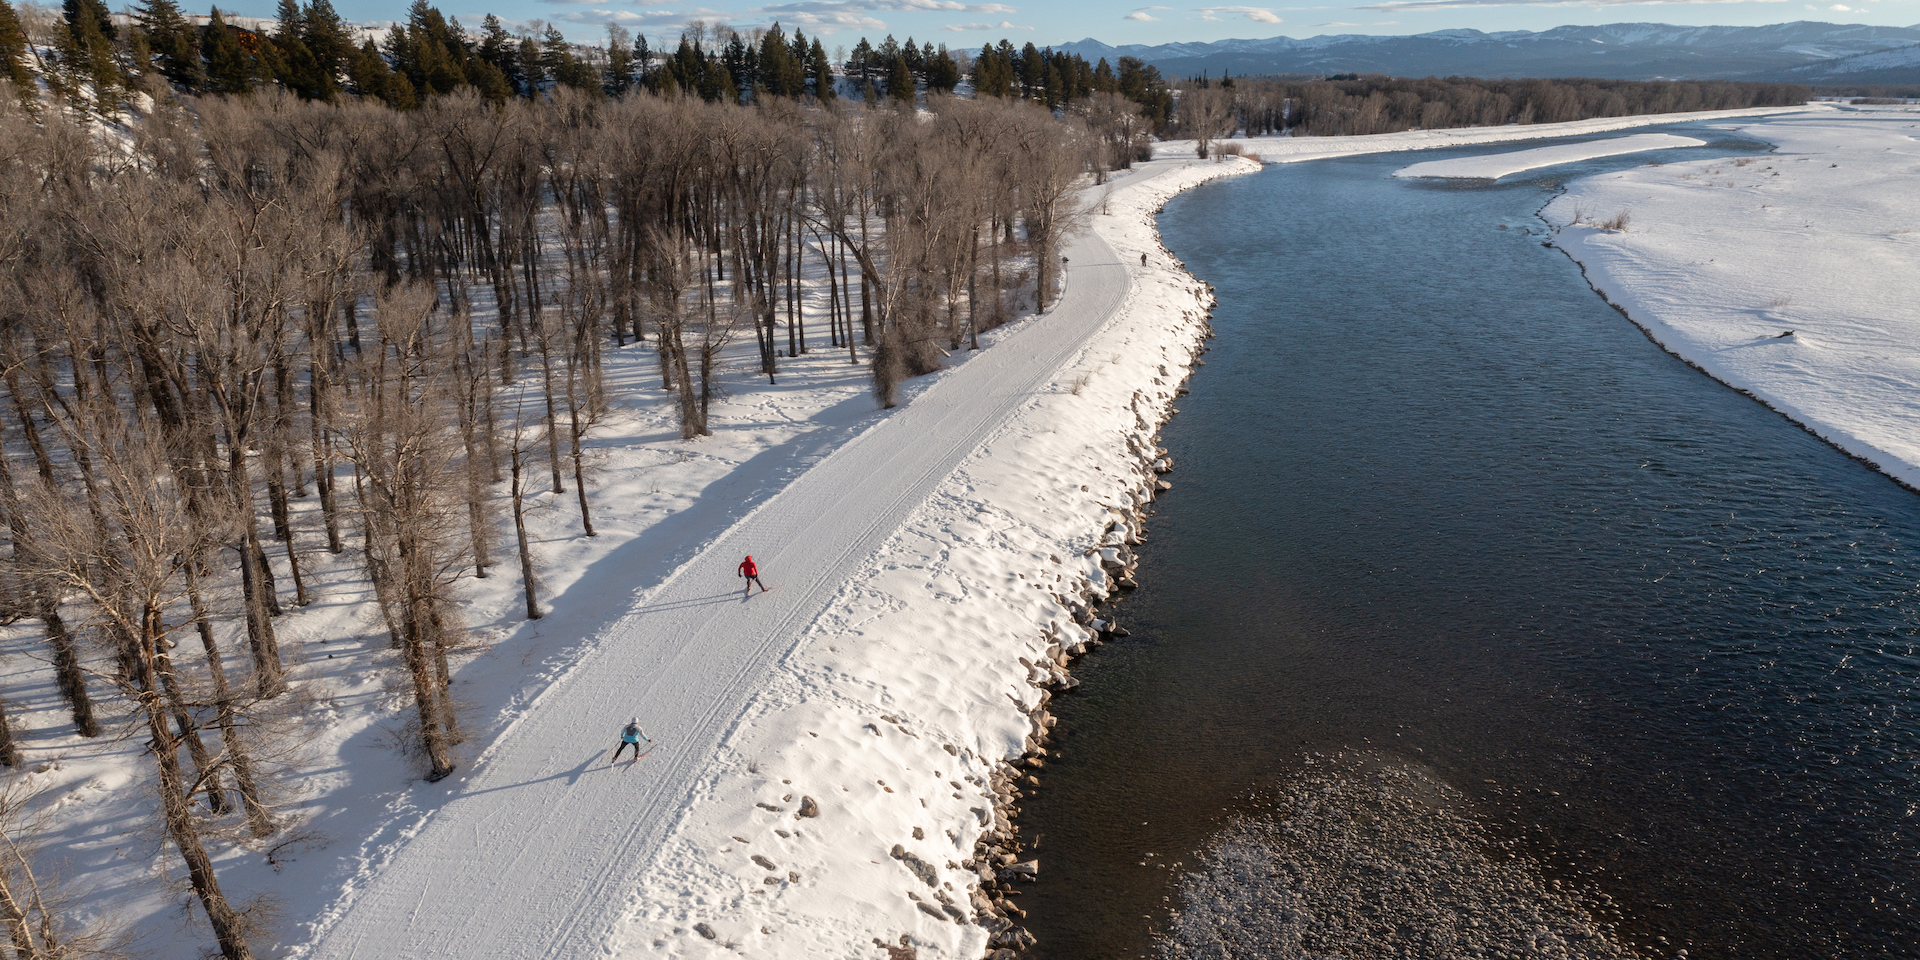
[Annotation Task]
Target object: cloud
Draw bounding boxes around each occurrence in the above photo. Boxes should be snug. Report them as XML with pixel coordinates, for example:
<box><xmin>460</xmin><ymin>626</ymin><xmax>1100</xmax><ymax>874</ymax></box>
<box><xmin>1126</xmin><ymin>10</ymin><xmax>1160</xmax><ymax>19</ymax></box>
<box><xmin>941</xmin><ymin>19</ymin><xmax>1033</xmax><ymax>29</ymax></box>
<box><xmin>1361</xmin><ymin>0</ymin><xmax>1778</xmax><ymax>9</ymax></box>
<box><xmin>763</xmin><ymin>0</ymin><xmax>1016</xmax><ymax>12</ymax></box>
<box><xmin>1829</xmin><ymin>2</ymin><xmax>1853</xmax><ymax>8</ymax></box>
<box><xmin>1196</xmin><ymin>5</ymin><xmax>1283</xmax><ymax>22</ymax></box>
<box><xmin>548</xmin><ymin>6</ymin><xmax>736</xmax><ymax>25</ymax></box>
<box><xmin>1312</xmin><ymin>18</ymin><xmax>1398</xmax><ymax>23</ymax></box>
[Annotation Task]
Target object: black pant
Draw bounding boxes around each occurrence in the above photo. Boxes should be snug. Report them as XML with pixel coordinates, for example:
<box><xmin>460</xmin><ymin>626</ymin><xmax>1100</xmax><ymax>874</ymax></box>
<box><xmin>743</xmin><ymin>574</ymin><xmax>765</xmax><ymax>591</ymax></box>
<box><xmin>613</xmin><ymin>739</ymin><xmax>641</xmax><ymax>762</ymax></box>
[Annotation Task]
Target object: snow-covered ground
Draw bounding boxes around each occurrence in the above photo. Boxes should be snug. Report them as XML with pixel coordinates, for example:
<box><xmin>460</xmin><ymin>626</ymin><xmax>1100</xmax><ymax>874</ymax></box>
<box><xmin>13</xmin><ymin>104</ymin><xmax>1887</xmax><ymax>960</ymax></box>
<box><xmin>1162</xmin><ymin>103</ymin><xmax>1815</xmax><ymax>166</ymax></box>
<box><xmin>1542</xmin><ymin>105</ymin><xmax>1920</xmax><ymax>489</ymax></box>
<box><xmin>1393</xmin><ymin>132</ymin><xmax>1705</xmax><ymax>180</ymax></box>
<box><xmin>289</xmin><ymin>154</ymin><xmax>1254</xmax><ymax>960</ymax></box>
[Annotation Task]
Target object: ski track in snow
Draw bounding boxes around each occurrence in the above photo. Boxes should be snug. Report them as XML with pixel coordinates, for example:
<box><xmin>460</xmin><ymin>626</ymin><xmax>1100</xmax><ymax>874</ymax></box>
<box><xmin>295</xmin><ymin>159</ymin><xmax>1203</xmax><ymax>960</ymax></box>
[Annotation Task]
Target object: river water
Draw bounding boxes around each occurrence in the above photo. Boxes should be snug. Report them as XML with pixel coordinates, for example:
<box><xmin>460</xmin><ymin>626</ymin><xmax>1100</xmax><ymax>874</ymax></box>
<box><xmin>1018</xmin><ymin>133</ymin><xmax>1920</xmax><ymax>960</ymax></box>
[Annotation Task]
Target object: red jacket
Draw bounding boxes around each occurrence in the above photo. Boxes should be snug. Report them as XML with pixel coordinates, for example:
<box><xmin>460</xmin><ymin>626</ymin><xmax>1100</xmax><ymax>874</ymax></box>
<box><xmin>739</xmin><ymin>557</ymin><xmax>758</xmax><ymax>577</ymax></box>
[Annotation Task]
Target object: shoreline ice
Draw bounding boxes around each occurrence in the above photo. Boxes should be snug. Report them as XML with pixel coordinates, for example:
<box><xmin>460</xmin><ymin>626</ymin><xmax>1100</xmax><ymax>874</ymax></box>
<box><xmin>1393</xmin><ymin>132</ymin><xmax>1706</xmax><ymax>180</ymax></box>
<box><xmin>1544</xmin><ymin>106</ymin><xmax>1920</xmax><ymax>491</ymax></box>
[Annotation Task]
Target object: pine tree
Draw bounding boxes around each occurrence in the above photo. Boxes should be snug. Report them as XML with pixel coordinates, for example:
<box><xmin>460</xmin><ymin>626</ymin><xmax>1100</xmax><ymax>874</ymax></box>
<box><xmin>136</xmin><ymin>0</ymin><xmax>203</xmax><ymax>90</ymax></box>
<box><xmin>347</xmin><ymin>35</ymin><xmax>413</xmax><ymax>106</ymax></box>
<box><xmin>59</xmin><ymin>0</ymin><xmax>124</xmax><ymax>104</ymax></box>
<box><xmin>885</xmin><ymin>53</ymin><xmax>912</xmax><ymax>104</ymax></box>
<box><xmin>808</xmin><ymin>36</ymin><xmax>832</xmax><ymax>101</ymax></box>
<box><xmin>201</xmin><ymin>8</ymin><xmax>253</xmax><ymax>95</ymax></box>
<box><xmin>0</xmin><ymin>0</ymin><xmax>35</xmax><ymax>96</ymax></box>
<box><xmin>273</xmin><ymin>0</ymin><xmax>327</xmax><ymax>98</ymax></box>
<box><xmin>926</xmin><ymin>43</ymin><xmax>958</xmax><ymax>94</ymax></box>
<box><xmin>302</xmin><ymin>0</ymin><xmax>352</xmax><ymax>94</ymax></box>
<box><xmin>477</xmin><ymin>12</ymin><xmax>516</xmax><ymax>82</ymax></box>
<box><xmin>603</xmin><ymin>22</ymin><xmax>631</xmax><ymax>96</ymax></box>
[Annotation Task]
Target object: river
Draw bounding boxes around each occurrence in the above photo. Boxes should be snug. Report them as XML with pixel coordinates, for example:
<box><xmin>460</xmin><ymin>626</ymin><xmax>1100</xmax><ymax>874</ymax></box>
<box><xmin>1017</xmin><ymin>132</ymin><xmax>1920</xmax><ymax>960</ymax></box>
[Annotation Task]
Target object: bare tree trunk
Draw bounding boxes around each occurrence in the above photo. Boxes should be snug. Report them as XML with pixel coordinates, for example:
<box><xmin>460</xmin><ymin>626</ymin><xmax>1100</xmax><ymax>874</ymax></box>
<box><xmin>136</xmin><ymin>607</ymin><xmax>256</xmax><ymax>960</ymax></box>
<box><xmin>509</xmin><ymin>439</ymin><xmax>541</xmax><ymax>621</ymax></box>
<box><xmin>186</xmin><ymin>559</ymin><xmax>273</xmax><ymax>837</ymax></box>
<box><xmin>0</xmin><ymin>694</ymin><xmax>18</xmax><ymax>768</ymax></box>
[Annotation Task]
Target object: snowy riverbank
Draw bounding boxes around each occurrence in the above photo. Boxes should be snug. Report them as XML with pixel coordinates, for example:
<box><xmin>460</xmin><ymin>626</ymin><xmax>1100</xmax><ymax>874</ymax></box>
<box><xmin>1164</xmin><ymin>103</ymin><xmax>1813</xmax><ymax>166</ymax></box>
<box><xmin>1541</xmin><ymin>106</ymin><xmax>1920</xmax><ymax>490</ymax></box>
<box><xmin>1393</xmin><ymin>133</ymin><xmax>1706</xmax><ymax>180</ymax></box>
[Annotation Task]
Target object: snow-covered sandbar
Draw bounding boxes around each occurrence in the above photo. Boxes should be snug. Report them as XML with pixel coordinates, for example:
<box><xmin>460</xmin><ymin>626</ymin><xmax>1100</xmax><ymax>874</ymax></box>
<box><xmin>1545</xmin><ymin>106</ymin><xmax>1920</xmax><ymax>489</ymax></box>
<box><xmin>1393</xmin><ymin>133</ymin><xmax>1706</xmax><ymax>180</ymax></box>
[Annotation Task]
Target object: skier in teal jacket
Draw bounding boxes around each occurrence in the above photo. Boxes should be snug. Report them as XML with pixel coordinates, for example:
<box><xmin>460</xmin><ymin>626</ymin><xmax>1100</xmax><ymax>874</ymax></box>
<box><xmin>612</xmin><ymin>717</ymin><xmax>651</xmax><ymax>765</ymax></box>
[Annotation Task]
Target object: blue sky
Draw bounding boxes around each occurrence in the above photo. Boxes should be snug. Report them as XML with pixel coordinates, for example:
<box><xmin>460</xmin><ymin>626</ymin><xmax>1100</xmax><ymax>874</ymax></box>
<box><xmin>244</xmin><ymin>0</ymin><xmax>1920</xmax><ymax>46</ymax></box>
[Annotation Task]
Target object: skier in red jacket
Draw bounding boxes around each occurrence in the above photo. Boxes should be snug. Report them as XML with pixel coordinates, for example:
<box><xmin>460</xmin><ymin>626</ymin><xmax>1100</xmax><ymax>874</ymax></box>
<box><xmin>738</xmin><ymin>555</ymin><xmax>767</xmax><ymax>596</ymax></box>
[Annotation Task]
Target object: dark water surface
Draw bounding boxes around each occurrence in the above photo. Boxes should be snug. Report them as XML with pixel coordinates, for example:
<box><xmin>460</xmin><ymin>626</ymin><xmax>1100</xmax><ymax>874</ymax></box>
<box><xmin>1018</xmin><ymin>137</ymin><xmax>1920</xmax><ymax>960</ymax></box>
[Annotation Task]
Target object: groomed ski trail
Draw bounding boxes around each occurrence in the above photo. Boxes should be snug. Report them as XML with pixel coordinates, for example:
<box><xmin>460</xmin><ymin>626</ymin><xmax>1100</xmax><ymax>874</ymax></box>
<box><xmin>297</xmin><ymin>160</ymin><xmax>1189</xmax><ymax>960</ymax></box>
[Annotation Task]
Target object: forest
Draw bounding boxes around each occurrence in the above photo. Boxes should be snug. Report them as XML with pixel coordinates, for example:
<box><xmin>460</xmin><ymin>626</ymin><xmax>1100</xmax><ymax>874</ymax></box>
<box><xmin>1187</xmin><ymin>72</ymin><xmax>1810</xmax><ymax>138</ymax></box>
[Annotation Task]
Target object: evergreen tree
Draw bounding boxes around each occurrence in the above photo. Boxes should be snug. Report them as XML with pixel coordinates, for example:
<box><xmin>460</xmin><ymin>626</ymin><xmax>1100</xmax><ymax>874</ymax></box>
<box><xmin>201</xmin><ymin>8</ymin><xmax>253</xmax><ymax>94</ymax></box>
<box><xmin>469</xmin><ymin>55</ymin><xmax>509</xmax><ymax>101</ymax></box>
<box><xmin>757</xmin><ymin>22</ymin><xmax>800</xmax><ymax>99</ymax></box>
<box><xmin>925</xmin><ymin>43</ymin><xmax>958</xmax><ymax>94</ymax></box>
<box><xmin>603</xmin><ymin>22</ymin><xmax>631</xmax><ymax>95</ymax></box>
<box><xmin>477</xmin><ymin>12</ymin><xmax>516</xmax><ymax>79</ymax></box>
<box><xmin>848</xmin><ymin>37</ymin><xmax>872</xmax><ymax>85</ymax></box>
<box><xmin>885</xmin><ymin>53</ymin><xmax>911</xmax><ymax>104</ymax></box>
<box><xmin>273</xmin><ymin>0</ymin><xmax>328</xmax><ymax>98</ymax></box>
<box><xmin>0</xmin><ymin>0</ymin><xmax>33</xmax><ymax>97</ymax></box>
<box><xmin>302</xmin><ymin>0</ymin><xmax>353</xmax><ymax>94</ymax></box>
<box><xmin>807</xmin><ymin>36</ymin><xmax>832</xmax><ymax>101</ymax></box>
<box><xmin>59</xmin><ymin>0</ymin><xmax>124</xmax><ymax>99</ymax></box>
<box><xmin>541</xmin><ymin>23</ymin><xmax>593</xmax><ymax>92</ymax></box>
<box><xmin>516</xmin><ymin>32</ymin><xmax>540</xmax><ymax>90</ymax></box>
<box><xmin>64</xmin><ymin>0</ymin><xmax>114</xmax><ymax>43</ymax></box>
<box><xmin>348</xmin><ymin>34</ymin><xmax>414</xmax><ymax>106</ymax></box>
<box><xmin>136</xmin><ymin>0</ymin><xmax>203</xmax><ymax>90</ymax></box>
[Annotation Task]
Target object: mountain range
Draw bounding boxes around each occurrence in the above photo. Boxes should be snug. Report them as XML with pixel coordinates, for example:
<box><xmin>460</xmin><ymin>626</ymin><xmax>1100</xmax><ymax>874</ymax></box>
<box><xmin>1058</xmin><ymin>22</ymin><xmax>1920</xmax><ymax>85</ymax></box>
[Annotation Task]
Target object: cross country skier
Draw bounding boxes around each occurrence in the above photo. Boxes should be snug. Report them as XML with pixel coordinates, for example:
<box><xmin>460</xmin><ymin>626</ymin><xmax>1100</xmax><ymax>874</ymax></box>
<box><xmin>738</xmin><ymin>555</ymin><xmax>767</xmax><ymax>596</ymax></box>
<box><xmin>612</xmin><ymin>717</ymin><xmax>651</xmax><ymax>767</ymax></box>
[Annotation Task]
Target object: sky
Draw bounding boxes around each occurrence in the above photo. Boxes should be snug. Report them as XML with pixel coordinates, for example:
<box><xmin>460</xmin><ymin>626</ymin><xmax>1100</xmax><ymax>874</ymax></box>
<box><xmin>240</xmin><ymin>0</ymin><xmax>1920</xmax><ymax>46</ymax></box>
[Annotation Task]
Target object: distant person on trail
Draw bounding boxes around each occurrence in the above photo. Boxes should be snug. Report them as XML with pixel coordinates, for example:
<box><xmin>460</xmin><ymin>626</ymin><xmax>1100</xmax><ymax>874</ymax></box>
<box><xmin>738</xmin><ymin>555</ymin><xmax>767</xmax><ymax>595</ymax></box>
<box><xmin>1141</xmin><ymin>252</ymin><xmax>1148</xmax><ymax>266</ymax></box>
<box><xmin>612</xmin><ymin>717</ymin><xmax>651</xmax><ymax>766</ymax></box>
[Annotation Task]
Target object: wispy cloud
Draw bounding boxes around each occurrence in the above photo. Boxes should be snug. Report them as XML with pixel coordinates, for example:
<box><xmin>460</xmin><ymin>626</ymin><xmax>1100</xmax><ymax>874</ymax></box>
<box><xmin>941</xmin><ymin>19</ymin><xmax>1032</xmax><ymax>29</ymax></box>
<box><xmin>1126</xmin><ymin>10</ymin><xmax>1160</xmax><ymax>19</ymax></box>
<box><xmin>548</xmin><ymin>6</ymin><xmax>737</xmax><ymax>25</ymax></box>
<box><xmin>1197</xmin><ymin>5</ymin><xmax>1283</xmax><ymax>22</ymax></box>
<box><xmin>764</xmin><ymin>0</ymin><xmax>1016</xmax><ymax>12</ymax></box>
<box><xmin>1313</xmin><ymin>19</ymin><xmax>1398</xmax><ymax>24</ymax></box>
<box><xmin>1361</xmin><ymin>0</ymin><xmax>1778</xmax><ymax>9</ymax></box>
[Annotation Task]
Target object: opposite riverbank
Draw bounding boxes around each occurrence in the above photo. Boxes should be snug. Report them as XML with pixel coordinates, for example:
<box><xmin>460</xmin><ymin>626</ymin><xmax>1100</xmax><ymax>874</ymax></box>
<box><xmin>1541</xmin><ymin>106</ymin><xmax>1920</xmax><ymax>491</ymax></box>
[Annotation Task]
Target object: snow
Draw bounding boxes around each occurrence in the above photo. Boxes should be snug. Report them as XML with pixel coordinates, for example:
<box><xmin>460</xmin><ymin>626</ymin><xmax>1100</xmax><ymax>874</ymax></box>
<box><xmin>275</xmin><ymin>155</ymin><xmax>1256</xmax><ymax>960</ymax></box>
<box><xmin>1392</xmin><ymin>133</ymin><xmax>1706</xmax><ymax>180</ymax></box>
<box><xmin>1543</xmin><ymin>105</ymin><xmax>1920</xmax><ymax>491</ymax></box>
<box><xmin>1159</xmin><ymin>103</ymin><xmax>1815</xmax><ymax>167</ymax></box>
<box><xmin>11</xmin><ymin>103</ymin><xmax>1879</xmax><ymax>960</ymax></box>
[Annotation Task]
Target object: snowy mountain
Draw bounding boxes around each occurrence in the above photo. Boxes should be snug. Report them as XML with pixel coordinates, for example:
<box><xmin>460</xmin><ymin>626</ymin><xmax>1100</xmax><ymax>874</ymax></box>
<box><xmin>1058</xmin><ymin>22</ymin><xmax>1920</xmax><ymax>84</ymax></box>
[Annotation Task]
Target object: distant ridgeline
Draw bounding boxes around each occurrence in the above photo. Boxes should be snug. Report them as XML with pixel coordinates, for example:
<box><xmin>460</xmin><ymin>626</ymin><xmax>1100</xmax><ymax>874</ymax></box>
<box><xmin>0</xmin><ymin>0</ymin><xmax>1174</xmax><ymax>127</ymax></box>
<box><xmin>1180</xmin><ymin>73</ymin><xmax>1810</xmax><ymax>138</ymax></box>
